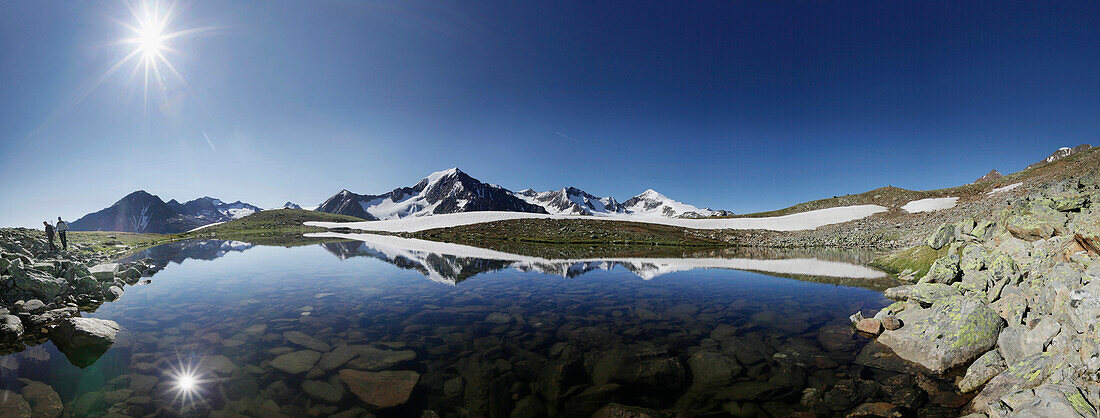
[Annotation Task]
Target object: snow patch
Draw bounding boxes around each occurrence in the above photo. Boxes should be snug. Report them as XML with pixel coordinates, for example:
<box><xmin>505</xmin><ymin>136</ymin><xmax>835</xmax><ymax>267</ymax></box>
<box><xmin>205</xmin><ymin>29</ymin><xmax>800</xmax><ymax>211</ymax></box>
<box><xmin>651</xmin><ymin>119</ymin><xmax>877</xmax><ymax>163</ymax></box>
<box><xmin>187</xmin><ymin>221</ymin><xmax>225</xmax><ymax>233</ymax></box>
<box><xmin>900</xmin><ymin>197</ymin><xmax>958</xmax><ymax>213</ymax></box>
<box><xmin>306</xmin><ymin>204</ymin><xmax>888</xmax><ymax>233</ymax></box>
<box><xmin>987</xmin><ymin>182</ymin><xmax>1023</xmax><ymax>195</ymax></box>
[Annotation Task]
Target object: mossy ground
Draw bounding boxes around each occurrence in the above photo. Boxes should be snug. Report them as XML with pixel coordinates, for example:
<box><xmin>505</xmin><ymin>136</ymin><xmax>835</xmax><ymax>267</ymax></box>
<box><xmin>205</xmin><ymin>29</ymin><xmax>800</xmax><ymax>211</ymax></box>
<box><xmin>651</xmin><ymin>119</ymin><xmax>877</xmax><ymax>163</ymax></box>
<box><xmin>869</xmin><ymin>244</ymin><xmax>948</xmax><ymax>277</ymax></box>
<box><xmin>179</xmin><ymin>209</ymin><xmax>362</xmax><ymax>247</ymax></box>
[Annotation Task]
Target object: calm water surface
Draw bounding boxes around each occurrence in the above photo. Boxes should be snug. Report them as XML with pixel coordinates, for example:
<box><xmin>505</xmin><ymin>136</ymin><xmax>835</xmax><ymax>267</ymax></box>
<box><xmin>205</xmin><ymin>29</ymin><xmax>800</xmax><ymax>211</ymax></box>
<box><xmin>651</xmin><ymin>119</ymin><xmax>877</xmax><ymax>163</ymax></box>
<box><xmin>0</xmin><ymin>239</ymin><xmax>938</xmax><ymax>417</ymax></box>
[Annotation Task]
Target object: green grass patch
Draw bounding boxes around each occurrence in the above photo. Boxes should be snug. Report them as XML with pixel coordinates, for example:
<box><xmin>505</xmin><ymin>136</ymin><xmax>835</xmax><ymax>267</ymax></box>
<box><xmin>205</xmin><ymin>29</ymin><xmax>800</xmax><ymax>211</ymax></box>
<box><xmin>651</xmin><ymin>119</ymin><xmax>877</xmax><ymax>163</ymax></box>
<box><xmin>179</xmin><ymin>209</ymin><xmax>361</xmax><ymax>246</ymax></box>
<box><xmin>869</xmin><ymin>244</ymin><xmax>947</xmax><ymax>277</ymax></box>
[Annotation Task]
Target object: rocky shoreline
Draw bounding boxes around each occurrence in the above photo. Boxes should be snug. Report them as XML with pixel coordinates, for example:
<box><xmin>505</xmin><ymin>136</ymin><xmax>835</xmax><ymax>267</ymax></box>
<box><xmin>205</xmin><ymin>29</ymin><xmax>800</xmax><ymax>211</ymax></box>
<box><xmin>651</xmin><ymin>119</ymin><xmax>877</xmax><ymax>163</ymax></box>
<box><xmin>849</xmin><ymin>174</ymin><xmax>1100</xmax><ymax>416</ymax></box>
<box><xmin>0</xmin><ymin>228</ymin><xmax>165</xmax><ymax>365</ymax></box>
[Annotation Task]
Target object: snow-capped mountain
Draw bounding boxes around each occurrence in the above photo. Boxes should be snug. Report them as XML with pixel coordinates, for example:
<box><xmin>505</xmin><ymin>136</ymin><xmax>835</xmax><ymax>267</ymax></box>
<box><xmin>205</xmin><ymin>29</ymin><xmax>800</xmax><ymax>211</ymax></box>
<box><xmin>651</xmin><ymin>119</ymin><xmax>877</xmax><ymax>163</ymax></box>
<box><xmin>167</xmin><ymin>197</ymin><xmax>262</xmax><ymax>221</ymax></box>
<box><xmin>1026</xmin><ymin>144</ymin><xmax>1092</xmax><ymax>170</ymax></box>
<box><xmin>514</xmin><ymin>187</ymin><xmax>625</xmax><ymax>216</ymax></box>
<box><xmin>620</xmin><ymin>189</ymin><xmax>731</xmax><ymax>218</ymax></box>
<box><xmin>282</xmin><ymin>202</ymin><xmax>303</xmax><ymax>210</ymax></box>
<box><xmin>316</xmin><ymin>168</ymin><xmax>547</xmax><ymax>220</ymax></box>
<box><xmin>71</xmin><ymin>192</ymin><xmax>263</xmax><ymax>233</ymax></box>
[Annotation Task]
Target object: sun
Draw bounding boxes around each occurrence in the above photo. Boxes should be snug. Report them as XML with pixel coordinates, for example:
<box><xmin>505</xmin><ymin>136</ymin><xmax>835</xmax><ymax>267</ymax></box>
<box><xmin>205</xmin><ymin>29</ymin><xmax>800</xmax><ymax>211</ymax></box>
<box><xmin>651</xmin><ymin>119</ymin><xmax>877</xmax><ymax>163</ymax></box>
<box><xmin>109</xmin><ymin>0</ymin><xmax>214</xmax><ymax>105</ymax></box>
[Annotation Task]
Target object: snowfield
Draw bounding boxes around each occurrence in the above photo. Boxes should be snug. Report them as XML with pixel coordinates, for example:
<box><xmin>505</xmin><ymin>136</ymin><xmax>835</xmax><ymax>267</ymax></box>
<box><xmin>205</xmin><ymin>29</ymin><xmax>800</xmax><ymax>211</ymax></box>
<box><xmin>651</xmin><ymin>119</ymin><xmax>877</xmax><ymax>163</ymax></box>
<box><xmin>987</xmin><ymin>182</ymin><xmax>1023</xmax><ymax>195</ymax></box>
<box><xmin>900</xmin><ymin>197</ymin><xmax>958</xmax><ymax>213</ymax></box>
<box><xmin>307</xmin><ymin>232</ymin><xmax>887</xmax><ymax>282</ymax></box>
<box><xmin>305</xmin><ymin>204</ymin><xmax>888</xmax><ymax>233</ymax></box>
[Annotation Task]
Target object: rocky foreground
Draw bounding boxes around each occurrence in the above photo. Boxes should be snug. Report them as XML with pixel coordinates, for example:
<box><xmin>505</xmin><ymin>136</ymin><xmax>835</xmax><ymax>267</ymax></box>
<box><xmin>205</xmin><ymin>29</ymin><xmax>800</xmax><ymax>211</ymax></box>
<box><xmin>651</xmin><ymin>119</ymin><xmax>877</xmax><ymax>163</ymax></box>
<box><xmin>851</xmin><ymin>175</ymin><xmax>1100</xmax><ymax>416</ymax></box>
<box><xmin>0</xmin><ymin>228</ymin><xmax>164</xmax><ymax>366</ymax></box>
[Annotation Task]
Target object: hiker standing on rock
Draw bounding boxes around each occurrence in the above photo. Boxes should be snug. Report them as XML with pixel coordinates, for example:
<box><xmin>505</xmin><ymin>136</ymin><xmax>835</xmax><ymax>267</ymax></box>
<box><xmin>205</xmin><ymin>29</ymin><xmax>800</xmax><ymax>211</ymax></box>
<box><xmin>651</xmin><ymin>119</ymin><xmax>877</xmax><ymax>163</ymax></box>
<box><xmin>43</xmin><ymin>221</ymin><xmax>56</xmax><ymax>252</ymax></box>
<box><xmin>56</xmin><ymin>217</ymin><xmax>68</xmax><ymax>251</ymax></box>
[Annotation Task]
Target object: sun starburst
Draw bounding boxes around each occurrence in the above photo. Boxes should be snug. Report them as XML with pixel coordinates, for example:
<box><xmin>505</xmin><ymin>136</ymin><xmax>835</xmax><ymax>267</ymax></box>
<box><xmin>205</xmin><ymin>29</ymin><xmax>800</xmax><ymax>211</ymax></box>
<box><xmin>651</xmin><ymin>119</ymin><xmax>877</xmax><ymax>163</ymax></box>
<box><xmin>110</xmin><ymin>0</ymin><xmax>214</xmax><ymax>106</ymax></box>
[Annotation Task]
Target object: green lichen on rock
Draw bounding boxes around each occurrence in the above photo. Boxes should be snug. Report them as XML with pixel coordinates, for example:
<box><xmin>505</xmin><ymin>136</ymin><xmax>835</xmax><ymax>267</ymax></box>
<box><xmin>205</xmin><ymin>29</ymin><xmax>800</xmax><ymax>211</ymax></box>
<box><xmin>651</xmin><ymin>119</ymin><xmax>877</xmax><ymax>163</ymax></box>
<box><xmin>926</xmin><ymin>222</ymin><xmax>956</xmax><ymax>250</ymax></box>
<box><xmin>1006</xmin><ymin>214</ymin><xmax>1057</xmax><ymax>241</ymax></box>
<box><xmin>876</xmin><ymin>295</ymin><xmax>1004</xmax><ymax>374</ymax></box>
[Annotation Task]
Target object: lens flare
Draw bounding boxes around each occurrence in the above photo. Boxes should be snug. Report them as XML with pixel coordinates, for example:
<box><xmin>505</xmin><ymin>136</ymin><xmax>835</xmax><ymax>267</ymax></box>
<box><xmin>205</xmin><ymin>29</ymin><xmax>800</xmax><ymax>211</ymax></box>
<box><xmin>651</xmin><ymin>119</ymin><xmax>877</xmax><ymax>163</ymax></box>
<box><xmin>164</xmin><ymin>356</ymin><xmax>216</xmax><ymax>407</ymax></box>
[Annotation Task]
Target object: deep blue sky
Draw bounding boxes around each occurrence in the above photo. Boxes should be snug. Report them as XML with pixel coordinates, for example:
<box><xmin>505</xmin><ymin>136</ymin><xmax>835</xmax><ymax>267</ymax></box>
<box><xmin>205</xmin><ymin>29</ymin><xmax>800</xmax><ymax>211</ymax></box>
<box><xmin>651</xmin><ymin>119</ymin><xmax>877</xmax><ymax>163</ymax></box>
<box><xmin>2</xmin><ymin>1</ymin><xmax>1098</xmax><ymax>227</ymax></box>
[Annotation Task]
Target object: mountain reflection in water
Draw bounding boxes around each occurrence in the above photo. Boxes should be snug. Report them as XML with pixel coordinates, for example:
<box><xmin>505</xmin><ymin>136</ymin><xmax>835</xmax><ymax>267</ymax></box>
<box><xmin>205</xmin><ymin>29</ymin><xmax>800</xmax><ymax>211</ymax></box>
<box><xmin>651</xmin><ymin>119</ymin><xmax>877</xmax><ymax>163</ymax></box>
<box><xmin>310</xmin><ymin>232</ymin><xmax>891</xmax><ymax>287</ymax></box>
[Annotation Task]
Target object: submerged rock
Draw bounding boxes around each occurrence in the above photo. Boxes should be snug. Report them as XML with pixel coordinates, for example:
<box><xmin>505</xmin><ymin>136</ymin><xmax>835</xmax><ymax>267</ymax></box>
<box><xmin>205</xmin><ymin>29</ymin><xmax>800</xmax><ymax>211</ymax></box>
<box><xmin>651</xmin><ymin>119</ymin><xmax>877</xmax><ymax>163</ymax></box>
<box><xmin>48</xmin><ymin>317</ymin><xmax>120</xmax><ymax>368</ymax></box>
<box><xmin>876</xmin><ymin>295</ymin><xmax>1004</xmax><ymax>374</ymax></box>
<box><xmin>20</xmin><ymin>381</ymin><xmax>63</xmax><ymax>418</ymax></box>
<box><xmin>339</xmin><ymin>369</ymin><xmax>419</xmax><ymax>408</ymax></box>
<box><xmin>271</xmin><ymin>350</ymin><xmax>321</xmax><ymax>375</ymax></box>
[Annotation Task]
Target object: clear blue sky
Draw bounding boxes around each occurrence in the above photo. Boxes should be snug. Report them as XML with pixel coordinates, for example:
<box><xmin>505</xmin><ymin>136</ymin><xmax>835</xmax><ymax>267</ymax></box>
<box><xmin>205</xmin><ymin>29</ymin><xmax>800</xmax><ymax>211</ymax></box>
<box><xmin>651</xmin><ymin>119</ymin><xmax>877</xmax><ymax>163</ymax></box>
<box><xmin>2</xmin><ymin>1</ymin><xmax>1098</xmax><ymax>227</ymax></box>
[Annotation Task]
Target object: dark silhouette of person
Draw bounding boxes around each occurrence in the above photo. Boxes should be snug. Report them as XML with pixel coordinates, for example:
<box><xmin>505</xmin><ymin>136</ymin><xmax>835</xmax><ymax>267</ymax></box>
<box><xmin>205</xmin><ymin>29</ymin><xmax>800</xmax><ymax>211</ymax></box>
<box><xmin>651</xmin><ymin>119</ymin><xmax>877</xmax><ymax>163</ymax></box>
<box><xmin>56</xmin><ymin>217</ymin><xmax>69</xmax><ymax>251</ymax></box>
<box><xmin>43</xmin><ymin>221</ymin><xmax>56</xmax><ymax>252</ymax></box>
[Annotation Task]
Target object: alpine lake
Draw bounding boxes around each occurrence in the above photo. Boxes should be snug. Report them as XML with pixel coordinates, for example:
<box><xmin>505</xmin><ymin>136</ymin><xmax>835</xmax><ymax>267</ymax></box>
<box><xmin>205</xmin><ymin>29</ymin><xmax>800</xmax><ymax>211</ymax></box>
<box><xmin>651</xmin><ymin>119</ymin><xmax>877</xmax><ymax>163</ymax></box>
<box><xmin>0</xmin><ymin>234</ymin><xmax>974</xmax><ymax>417</ymax></box>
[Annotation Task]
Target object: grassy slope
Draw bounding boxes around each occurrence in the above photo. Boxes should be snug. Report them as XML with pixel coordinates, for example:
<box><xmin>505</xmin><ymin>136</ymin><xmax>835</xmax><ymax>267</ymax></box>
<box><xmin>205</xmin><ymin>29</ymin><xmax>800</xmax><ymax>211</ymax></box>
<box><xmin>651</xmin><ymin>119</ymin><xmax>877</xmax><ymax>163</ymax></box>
<box><xmin>179</xmin><ymin>209</ymin><xmax>361</xmax><ymax>246</ymax></box>
<box><xmin>404</xmin><ymin>218</ymin><xmax>731</xmax><ymax>258</ymax></box>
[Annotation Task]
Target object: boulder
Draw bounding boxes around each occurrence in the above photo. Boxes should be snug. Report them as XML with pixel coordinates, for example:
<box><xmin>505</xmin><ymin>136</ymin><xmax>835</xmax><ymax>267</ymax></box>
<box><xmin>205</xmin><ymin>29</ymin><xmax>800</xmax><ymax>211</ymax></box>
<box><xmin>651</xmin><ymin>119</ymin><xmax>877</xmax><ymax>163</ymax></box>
<box><xmin>880</xmin><ymin>315</ymin><xmax>902</xmax><ymax>331</ymax></box>
<box><xmin>48</xmin><ymin>317</ymin><xmax>120</xmax><ymax>368</ymax></box>
<box><xmin>921</xmin><ymin>254</ymin><xmax>961</xmax><ymax>284</ymax></box>
<box><xmin>1006</xmin><ymin>214</ymin><xmax>1057</xmax><ymax>241</ymax></box>
<box><xmin>339</xmin><ymin>369</ymin><xmax>419</xmax><ymax>408</ymax></box>
<box><xmin>301</xmin><ymin>380</ymin><xmax>343</xmax><ymax>403</ymax></box>
<box><xmin>88</xmin><ymin>263</ymin><xmax>119</xmax><ymax>281</ymax></box>
<box><xmin>958</xmin><ymin>350</ymin><xmax>1006</xmax><ymax>393</ymax></box>
<box><xmin>8</xmin><ymin>264</ymin><xmax>67</xmax><ymax>300</ymax></box>
<box><xmin>971</xmin><ymin>351</ymin><xmax>1068</xmax><ymax>414</ymax></box>
<box><xmin>1052</xmin><ymin>194</ymin><xmax>1088</xmax><ymax>212</ymax></box>
<box><xmin>0</xmin><ymin>315</ymin><xmax>24</xmax><ymax>341</ymax></box>
<box><xmin>927</xmin><ymin>223</ymin><xmax>956</xmax><ymax>250</ymax></box>
<box><xmin>960</xmin><ymin>246</ymin><xmax>988</xmax><ymax>272</ymax></box>
<box><xmin>876</xmin><ymin>296</ymin><xmax>1004</xmax><ymax>374</ymax></box>
<box><xmin>1010</xmin><ymin>384</ymin><xmax>1096</xmax><ymax>417</ymax></box>
<box><xmin>855</xmin><ymin>318</ymin><xmax>883</xmax><ymax>335</ymax></box>
<box><xmin>883</xmin><ymin>283</ymin><xmax>960</xmax><ymax>306</ymax></box>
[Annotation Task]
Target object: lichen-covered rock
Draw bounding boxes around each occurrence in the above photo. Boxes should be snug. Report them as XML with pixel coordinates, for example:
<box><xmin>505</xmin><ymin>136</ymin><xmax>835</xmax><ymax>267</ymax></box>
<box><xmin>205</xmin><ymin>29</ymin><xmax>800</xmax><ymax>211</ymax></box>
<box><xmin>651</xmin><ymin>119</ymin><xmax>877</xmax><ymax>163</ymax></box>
<box><xmin>1052</xmin><ymin>194</ymin><xmax>1088</xmax><ymax>212</ymax></box>
<box><xmin>1006</xmin><ymin>214</ymin><xmax>1058</xmax><ymax>241</ymax></box>
<box><xmin>986</xmin><ymin>251</ymin><xmax>1019</xmax><ymax>283</ymax></box>
<box><xmin>972</xmin><ymin>220</ymin><xmax>997</xmax><ymax>240</ymax></box>
<box><xmin>960</xmin><ymin>245</ymin><xmax>988</xmax><ymax>273</ymax></box>
<box><xmin>876</xmin><ymin>295</ymin><xmax>1004</xmax><ymax>374</ymax></box>
<box><xmin>971</xmin><ymin>351</ymin><xmax>1072</xmax><ymax>414</ymax></box>
<box><xmin>88</xmin><ymin>263</ymin><xmax>119</xmax><ymax>281</ymax></box>
<box><xmin>927</xmin><ymin>223</ymin><xmax>956</xmax><ymax>250</ymax></box>
<box><xmin>921</xmin><ymin>254</ymin><xmax>961</xmax><ymax>284</ymax></box>
<box><xmin>883</xmin><ymin>283</ymin><xmax>960</xmax><ymax>306</ymax></box>
<box><xmin>1011</xmin><ymin>384</ymin><xmax>1097</xmax><ymax>417</ymax></box>
<box><xmin>958</xmin><ymin>350</ymin><xmax>1006</xmax><ymax>393</ymax></box>
<box><xmin>8</xmin><ymin>264</ymin><xmax>67</xmax><ymax>300</ymax></box>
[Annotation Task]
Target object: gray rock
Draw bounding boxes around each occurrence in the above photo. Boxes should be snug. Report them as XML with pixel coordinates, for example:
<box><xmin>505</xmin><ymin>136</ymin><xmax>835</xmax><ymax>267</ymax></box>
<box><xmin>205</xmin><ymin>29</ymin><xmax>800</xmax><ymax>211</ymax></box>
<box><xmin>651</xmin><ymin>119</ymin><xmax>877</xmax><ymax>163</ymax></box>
<box><xmin>880</xmin><ymin>315</ymin><xmax>902</xmax><ymax>331</ymax></box>
<box><xmin>883</xmin><ymin>283</ymin><xmax>960</xmax><ymax>306</ymax></box>
<box><xmin>20</xmin><ymin>299</ymin><xmax>47</xmax><ymax>314</ymax></box>
<box><xmin>877</xmin><ymin>295</ymin><xmax>1004</xmax><ymax>374</ymax></box>
<box><xmin>922</xmin><ymin>254</ymin><xmax>961</xmax><ymax>284</ymax></box>
<box><xmin>8</xmin><ymin>264</ymin><xmax>67</xmax><ymax>299</ymax></box>
<box><xmin>284</xmin><ymin>331</ymin><xmax>330</xmax><ymax>352</ymax></box>
<box><xmin>270</xmin><ymin>350</ymin><xmax>321</xmax><ymax>375</ymax></box>
<box><xmin>302</xmin><ymin>380</ymin><xmax>343</xmax><ymax>403</ymax></box>
<box><xmin>592</xmin><ymin>343</ymin><xmax>686</xmax><ymax>394</ymax></box>
<box><xmin>0</xmin><ymin>315</ymin><xmax>23</xmax><ymax>341</ymax></box>
<box><xmin>48</xmin><ymin>317</ymin><xmax>120</xmax><ymax>368</ymax></box>
<box><xmin>1011</xmin><ymin>384</ymin><xmax>1096</xmax><ymax>417</ymax></box>
<box><xmin>347</xmin><ymin>345</ymin><xmax>416</xmax><ymax>371</ymax></box>
<box><xmin>21</xmin><ymin>380</ymin><xmax>63</xmax><ymax>418</ymax></box>
<box><xmin>88</xmin><ymin>263</ymin><xmax>119</xmax><ymax>281</ymax></box>
<box><xmin>339</xmin><ymin>369</ymin><xmax>419</xmax><ymax>408</ymax></box>
<box><xmin>997</xmin><ymin>325</ymin><xmax>1029</xmax><ymax>365</ymax></box>
<box><xmin>319</xmin><ymin>344</ymin><xmax>358</xmax><ymax>371</ymax></box>
<box><xmin>927</xmin><ymin>223</ymin><xmax>956</xmax><ymax>250</ymax></box>
<box><xmin>686</xmin><ymin>351</ymin><xmax>742</xmax><ymax>393</ymax></box>
<box><xmin>959</xmin><ymin>350</ymin><xmax>1007</xmax><ymax>393</ymax></box>
<box><xmin>971</xmin><ymin>351</ymin><xmax>1067</xmax><ymax>414</ymax></box>
<box><xmin>1006</xmin><ymin>214</ymin><xmax>1058</xmax><ymax>241</ymax></box>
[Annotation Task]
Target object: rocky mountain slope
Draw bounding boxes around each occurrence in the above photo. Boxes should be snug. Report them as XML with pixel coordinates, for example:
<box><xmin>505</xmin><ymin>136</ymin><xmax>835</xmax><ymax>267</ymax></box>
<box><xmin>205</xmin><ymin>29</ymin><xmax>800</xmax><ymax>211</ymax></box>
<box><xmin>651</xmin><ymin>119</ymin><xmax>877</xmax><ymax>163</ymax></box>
<box><xmin>515</xmin><ymin>187</ymin><xmax>625</xmax><ymax>216</ymax></box>
<box><xmin>70</xmin><ymin>192</ymin><xmax>263</xmax><ymax>234</ymax></box>
<box><xmin>1026</xmin><ymin>144</ymin><xmax>1092</xmax><ymax>170</ymax></box>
